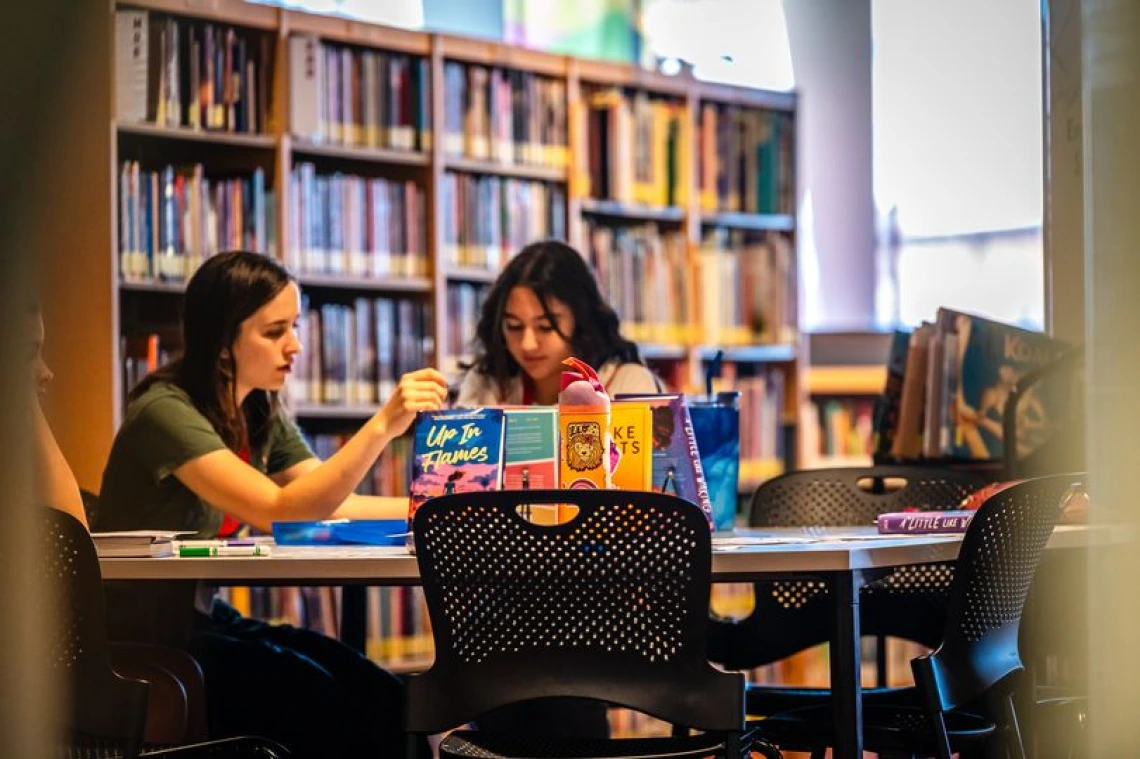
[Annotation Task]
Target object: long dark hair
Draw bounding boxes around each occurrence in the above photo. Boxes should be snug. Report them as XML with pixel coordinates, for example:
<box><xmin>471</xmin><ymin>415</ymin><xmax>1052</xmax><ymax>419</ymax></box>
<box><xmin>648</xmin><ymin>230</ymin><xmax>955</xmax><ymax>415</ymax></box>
<box><xmin>469</xmin><ymin>240</ymin><xmax>641</xmax><ymax>394</ymax></box>
<box><xmin>130</xmin><ymin>251</ymin><xmax>294</xmax><ymax>457</ymax></box>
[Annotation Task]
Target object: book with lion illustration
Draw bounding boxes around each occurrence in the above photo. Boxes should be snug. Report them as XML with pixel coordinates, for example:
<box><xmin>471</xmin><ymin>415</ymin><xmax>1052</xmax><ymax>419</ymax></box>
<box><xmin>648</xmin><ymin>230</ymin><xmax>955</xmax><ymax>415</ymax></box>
<box><xmin>407</xmin><ymin>408</ymin><xmax>506</xmax><ymax>533</ymax></box>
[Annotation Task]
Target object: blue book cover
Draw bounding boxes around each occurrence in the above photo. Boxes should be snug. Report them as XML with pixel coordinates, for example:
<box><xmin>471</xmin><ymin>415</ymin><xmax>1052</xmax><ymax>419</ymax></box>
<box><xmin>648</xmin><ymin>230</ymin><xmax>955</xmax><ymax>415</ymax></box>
<box><xmin>941</xmin><ymin>309</ymin><xmax>1067</xmax><ymax>460</ymax></box>
<box><xmin>408</xmin><ymin>408</ymin><xmax>505</xmax><ymax>529</ymax></box>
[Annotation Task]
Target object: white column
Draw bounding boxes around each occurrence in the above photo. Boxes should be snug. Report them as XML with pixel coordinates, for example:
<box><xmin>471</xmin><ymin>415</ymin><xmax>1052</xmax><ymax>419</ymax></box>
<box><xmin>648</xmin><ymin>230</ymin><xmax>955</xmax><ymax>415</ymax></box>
<box><xmin>783</xmin><ymin>0</ymin><xmax>875</xmax><ymax>332</ymax></box>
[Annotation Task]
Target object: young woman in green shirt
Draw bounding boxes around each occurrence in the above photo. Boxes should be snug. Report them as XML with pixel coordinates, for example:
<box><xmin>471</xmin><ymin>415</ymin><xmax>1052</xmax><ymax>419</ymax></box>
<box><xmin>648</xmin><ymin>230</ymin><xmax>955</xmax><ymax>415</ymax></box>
<box><xmin>95</xmin><ymin>251</ymin><xmax>446</xmax><ymax>759</ymax></box>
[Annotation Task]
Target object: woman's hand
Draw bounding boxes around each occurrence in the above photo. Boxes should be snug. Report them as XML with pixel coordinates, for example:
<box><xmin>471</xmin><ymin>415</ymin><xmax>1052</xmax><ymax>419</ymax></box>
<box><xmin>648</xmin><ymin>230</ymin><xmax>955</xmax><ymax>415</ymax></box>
<box><xmin>373</xmin><ymin>368</ymin><xmax>449</xmax><ymax>440</ymax></box>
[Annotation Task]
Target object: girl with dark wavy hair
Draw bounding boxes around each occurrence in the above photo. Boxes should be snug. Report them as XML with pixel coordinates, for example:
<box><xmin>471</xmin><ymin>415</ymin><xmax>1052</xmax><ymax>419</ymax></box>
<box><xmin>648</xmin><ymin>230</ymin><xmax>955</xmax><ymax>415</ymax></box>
<box><xmin>455</xmin><ymin>240</ymin><xmax>658</xmax><ymax>740</ymax></box>
<box><xmin>456</xmin><ymin>240</ymin><xmax>659</xmax><ymax>406</ymax></box>
<box><xmin>96</xmin><ymin>251</ymin><xmax>446</xmax><ymax>758</ymax></box>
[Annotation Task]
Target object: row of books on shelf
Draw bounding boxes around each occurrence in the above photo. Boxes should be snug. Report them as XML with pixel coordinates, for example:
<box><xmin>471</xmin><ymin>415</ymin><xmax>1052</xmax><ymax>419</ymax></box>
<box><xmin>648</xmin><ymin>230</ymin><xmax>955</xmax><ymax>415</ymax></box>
<box><xmin>587</xmin><ymin>222</ymin><xmax>689</xmax><ymax>345</ymax></box>
<box><xmin>289</xmin><ymin>35</ymin><xmax>430</xmax><ymax>152</ymax></box>
<box><xmin>805</xmin><ymin>397</ymin><xmax>875</xmax><ymax>460</ymax></box>
<box><xmin>696</xmin><ymin>229</ymin><xmax>796</xmax><ymax>346</ymax></box>
<box><xmin>441</xmin><ymin>173</ymin><xmax>567</xmax><ymax>270</ymax></box>
<box><xmin>875</xmin><ymin>308</ymin><xmax>1070</xmax><ymax>462</ymax></box>
<box><xmin>580</xmin><ymin>87</ymin><xmax>687</xmax><ymax>207</ymax></box>
<box><xmin>698</xmin><ymin>103</ymin><xmax>794</xmax><ymax>216</ymax></box>
<box><xmin>115</xmin><ymin>10</ymin><xmax>271</xmax><ymax>134</ymax></box>
<box><xmin>304</xmin><ymin>433</ymin><xmax>411</xmax><ymax>498</ymax></box>
<box><xmin>285</xmin><ymin>164</ymin><xmax>429</xmax><ymax>279</ymax></box>
<box><xmin>736</xmin><ymin>371</ymin><xmax>787</xmax><ymax>475</ymax></box>
<box><xmin>585</xmin><ymin>223</ymin><xmax>796</xmax><ymax>347</ymax></box>
<box><xmin>118</xmin><ymin>162</ymin><xmax>274</xmax><ymax>283</ymax></box>
<box><xmin>445</xmin><ymin>283</ymin><xmax>488</xmax><ymax>358</ymax></box>
<box><xmin>289</xmin><ymin>296</ymin><xmax>432</xmax><ymax>407</ymax></box>
<box><xmin>112</xmin><ymin>12</ymin><xmax>795</xmax><ymax>219</ymax></box>
<box><xmin>122</xmin><ymin>333</ymin><xmax>174</xmax><ymax>402</ymax></box>
<box><xmin>442</xmin><ymin>62</ymin><xmax>569</xmax><ymax>168</ymax></box>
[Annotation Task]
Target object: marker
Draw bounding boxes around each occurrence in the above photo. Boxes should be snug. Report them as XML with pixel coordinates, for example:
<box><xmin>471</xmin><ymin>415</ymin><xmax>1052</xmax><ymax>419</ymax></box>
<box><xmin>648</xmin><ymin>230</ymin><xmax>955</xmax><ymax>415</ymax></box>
<box><xmin>178</xmin><ymin>544</ymin><xmax>273</xmax><ymax>558</ymax></box>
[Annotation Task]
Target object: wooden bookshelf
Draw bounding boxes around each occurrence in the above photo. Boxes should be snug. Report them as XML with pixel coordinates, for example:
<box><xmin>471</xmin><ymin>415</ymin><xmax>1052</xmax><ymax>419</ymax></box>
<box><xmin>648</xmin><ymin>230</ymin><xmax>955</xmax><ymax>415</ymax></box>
<box><xmin>54</xmin><ymin>0</ymin><xmax>803</xmax><ymax>490</ymax></box>
<box><xmin>117</xmin><ymin>121</ymin><xmax>277</xmax><ymax>149</ymax></box>
<box><xmin>579</xmin><ymin>198</ymin><xmax>686</xmax><ymax>223</ymax></box>
<box><xmin>291</xmin><ymin>403</ymin><xmax>382</xmax><ymax>420</ymax></box>
<box><xmin>295</xmin><ymin>274</ymin><xmax>433</xmax><ymax>294</ymax></box>
<box><xmin>290</xmin><ymin>141</ymin><xmax>430</xmax><ymax>167</ymax></box>
<box><xmin>445</xmin><ymin>157</ymin><xmax>567</xmax><ymax>182</ymax></box>
<box><xmin>700</xmin><ymin>211</ymin><xmax>796</xmax><ymax>232</ymax></box>
<box><xmin>807</xmin><ymin>365</ymin><xmax>887</xmax><ymax>395</ymax></box>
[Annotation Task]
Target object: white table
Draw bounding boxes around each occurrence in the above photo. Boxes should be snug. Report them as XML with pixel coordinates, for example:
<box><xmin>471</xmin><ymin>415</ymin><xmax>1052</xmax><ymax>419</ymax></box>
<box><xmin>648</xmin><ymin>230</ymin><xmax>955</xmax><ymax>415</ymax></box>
<box><xmin>99</xmin><ymin>525</ymin><xmax>1097</xmax><ymax>759</ymax></box>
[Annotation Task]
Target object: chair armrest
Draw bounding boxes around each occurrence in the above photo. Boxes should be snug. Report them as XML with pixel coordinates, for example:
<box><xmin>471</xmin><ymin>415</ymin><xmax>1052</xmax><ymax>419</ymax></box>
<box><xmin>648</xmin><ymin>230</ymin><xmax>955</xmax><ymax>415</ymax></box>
<box><xmin>110</xmin><ymin>642</ymin><xmax>209</xmax><ymax>743</ymax></box>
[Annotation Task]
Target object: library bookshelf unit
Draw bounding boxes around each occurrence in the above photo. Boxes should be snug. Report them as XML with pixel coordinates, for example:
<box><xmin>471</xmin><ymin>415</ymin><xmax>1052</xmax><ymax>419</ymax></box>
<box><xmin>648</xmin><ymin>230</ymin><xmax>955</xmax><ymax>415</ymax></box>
<box><xmin>801</xmin><ymin>332</ymin><xmax>891</xmax><ymax>469</ymax></box>
<box><xmin>47</xmin><ymin>0</ymin><xmax>805</xmax><ymax>500</ymax></box>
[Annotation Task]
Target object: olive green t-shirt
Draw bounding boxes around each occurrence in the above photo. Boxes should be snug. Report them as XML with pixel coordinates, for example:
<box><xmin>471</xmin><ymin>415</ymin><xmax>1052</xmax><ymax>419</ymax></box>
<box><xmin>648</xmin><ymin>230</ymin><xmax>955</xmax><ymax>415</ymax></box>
<box><xmin>96</xmin><ymin>381</ymin><xmax>315</xmax><ymax>538</ymax></box>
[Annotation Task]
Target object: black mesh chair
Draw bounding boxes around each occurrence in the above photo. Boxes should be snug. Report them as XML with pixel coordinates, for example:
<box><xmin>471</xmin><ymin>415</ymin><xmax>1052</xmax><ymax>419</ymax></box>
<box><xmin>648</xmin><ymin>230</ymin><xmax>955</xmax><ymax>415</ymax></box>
<box><xmin>754</xmin><ymin>473</ymin><xmax>1084</xmax><ymax>759</ymax></box>
<box><xmin>708</xmin><ymin>466</ymin><xmax>990</xmax><ymax>715</ymax></box>
<box><xmin>40</xmin><ymin>508</ymin><xmax>290</xmax><ymax>758</ymax></box>
<box><xmin>406</xmin><ymin>489</ymin><xmax>748</xmax><ymax>759</ymax></box>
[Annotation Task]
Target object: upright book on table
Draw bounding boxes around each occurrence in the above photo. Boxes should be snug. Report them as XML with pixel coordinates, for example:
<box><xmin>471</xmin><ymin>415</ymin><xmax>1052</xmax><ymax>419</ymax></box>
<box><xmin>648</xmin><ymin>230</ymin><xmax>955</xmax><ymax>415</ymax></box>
<box><xmin>614</xmin><ymin>393</ymin><xmax>714</xmax><ymax>528</ymax></box>
<box><xmin>937</xmin><ymin>309</ymin><xmax>1068</xmax><ymax>461</ymax></box>
<box><xmin>407</xmin><ymin>408</ymin><xmax>506</xmax><ymax>545</ymax></box>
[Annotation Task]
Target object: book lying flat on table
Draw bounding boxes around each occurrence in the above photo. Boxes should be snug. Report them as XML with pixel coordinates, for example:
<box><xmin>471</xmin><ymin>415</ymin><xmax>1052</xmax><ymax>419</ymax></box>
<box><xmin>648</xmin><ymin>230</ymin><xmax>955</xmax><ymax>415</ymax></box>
<box><xmin>876</xmin><ymin>510</ymin><xmax>974</xmax><ymax>535</ymax></box>
<box><xmin>91</xmin><ymin>530</ymin><xmax>192</xmax><ymax>558</ymax></box>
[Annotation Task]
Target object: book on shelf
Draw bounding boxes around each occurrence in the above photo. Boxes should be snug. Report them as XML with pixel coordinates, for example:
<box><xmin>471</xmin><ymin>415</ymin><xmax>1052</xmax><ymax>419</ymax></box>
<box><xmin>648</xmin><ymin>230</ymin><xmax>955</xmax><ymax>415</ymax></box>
<box><xmin>118</xmin><ymin>161</ymin><xmax>274</xmax><ymax>284</ymax></box>
<box><xmin>698</xmin><ymin>103</ymin><xmax>794</xmax><ymax>215</ymax></box>
<box><xmin>577</xmin><ymin>87</ymin><xmax>687</xmax><ymax>207</ymax></box>
<box><xmin>442</xmin><ymin>62</ymin><xmax>568</xmax><ymax>168</ymax></box>
<box><xmin>697</xmin><ymin>228</ymin><xmax>796</xmax><ymax>347</ymax></box>
<box><xmin>806</xmin><ymin>397</ymin><xmax>875</xmax><ymax>461</ymax></box>
<box><xmin>586</xmin><ymin>222</ymin><xmax>690</xmax><ymax>345</ymax></box>
<box><xmin>446</xmin><ymin>283</ymin><xmax>488</xmax><ymax>358</ymax></box>
<box><xmin>114</xmin><ymin>9</ymin><xmax>271</xmax><ymax>134</ymax></box>
<box><xmin>289</xmin><ymin>35</ymin><xmax>430</xmax><ymax>151</ymax></box>
<box><xmin>876</xmin><ymin>509</ymin><xmax>974</xmax><ymax>535</ymax></box>
<box><xmin>302</xmin><ymin>432</ymin><xmax>411</xmax><ymax>497</ymax></box>
<box><xmin>91</xmin><ymin>530</ymin><xmax>190</xmax><ymax>558</ymax></box>
<box><xmin>290</xmin><ymin>294</ymin><xmax>430</xmax><ymax>407</ymax></box>
<box><xmin>712</xmin><ymin>365</ymin><xmax>786</xmax><ymax>477</ymax></box>
<box><xmin>442</xmin><ymin>173</ymin><xmax>566</xmax><ymax>270</ymax></box>
<box><xmin>287</xmin><ymin>164</ymin><xmax>427</xmax><ymax>278</ymax></box>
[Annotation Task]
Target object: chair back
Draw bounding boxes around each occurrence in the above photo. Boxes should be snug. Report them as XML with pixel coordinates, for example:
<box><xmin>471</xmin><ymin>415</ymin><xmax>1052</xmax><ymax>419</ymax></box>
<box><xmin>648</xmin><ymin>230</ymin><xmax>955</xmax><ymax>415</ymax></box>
<box><xmin>407</xmin><ymin>489</ymin><xmax>744</xmax><ymax>735</ymax></box>
<box><xmin>40</xmin><ymin>508</ymin><xmax>149</xmax><ymax>757</ymax></box>
<box><xmin>708</xmin><ymin>467</ymin><xmax>989</xmax><ymax>671</ymax></box>
<box><xmin>913</xmin><ymin>473</ymin><xmax>1084</xmax><ymax>713</ymax></box>
<box><xmin>748</xmin><ymin>466</ymin><xmax>988</xmax><ymax>528</ymax></box>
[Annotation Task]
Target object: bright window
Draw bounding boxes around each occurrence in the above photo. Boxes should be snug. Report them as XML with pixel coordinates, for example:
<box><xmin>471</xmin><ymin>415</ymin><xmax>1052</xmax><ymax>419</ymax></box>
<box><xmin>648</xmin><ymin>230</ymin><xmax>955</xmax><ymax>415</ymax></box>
<box><xmin>873</xmin><ymin>0</ymin><xmax>1045</xmax><ymax>329</ymax></box>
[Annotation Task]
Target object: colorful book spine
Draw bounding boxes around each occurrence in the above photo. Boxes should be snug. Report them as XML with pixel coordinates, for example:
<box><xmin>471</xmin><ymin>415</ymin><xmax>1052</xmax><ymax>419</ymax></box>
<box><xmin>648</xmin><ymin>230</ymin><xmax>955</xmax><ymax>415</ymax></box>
<box><xmin>875</xmin><ymin>510</ymin><xmax>974</xmax><ymax>535</ymax></box>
